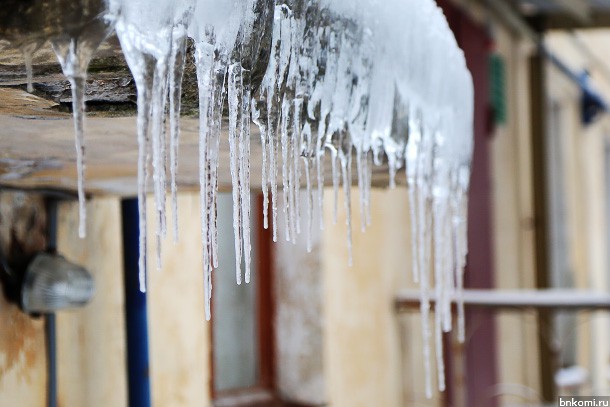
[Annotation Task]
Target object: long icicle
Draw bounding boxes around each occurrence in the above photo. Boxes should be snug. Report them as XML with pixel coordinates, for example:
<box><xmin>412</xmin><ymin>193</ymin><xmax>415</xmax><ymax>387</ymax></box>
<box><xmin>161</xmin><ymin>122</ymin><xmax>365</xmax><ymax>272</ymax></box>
<box><xmin>341</xmin><ymin>136</ymin><xmax>353</xmax><ymax>266</ymax></box>
<box><xmin>228</xmin><ymin>62</ymin><xmax>243</xmax><ymax>285</ymax></box>
<box><xmin>151</xmin><ymin>59</ymin><xmax>169</xmax><ymax>269</ymax></box>
<box><xmin>51</xmin><ymin>38</ymin><xmax>91</xmax><ymax>239</ymax></box>
<box><xmin>169</xmin><ymin>28</ymin><xmax>188</xmax><ymax>243</ymax></box>
<box><xmin>281</xmin><ymin>97</ymin><xmax>292</xmax><ymax>242</ymax></box>
<box><xmin>252</xmin><ymin>99</ymin><xmax>269</xmax><ymax>229</ymax></box>
<box><xmin>195</xmin><ymin>41</ymin><xmax>215</xmax><ymax>319</ymax></box>
<box><xmin>70</xmin><ymin>75</ymin><xmax>88</xmax><ymax>240</ymax></box>
<box><xmin>241</xmin><ymin>69</ymin><xmax>252</xmax><ymax>284</ymax></box>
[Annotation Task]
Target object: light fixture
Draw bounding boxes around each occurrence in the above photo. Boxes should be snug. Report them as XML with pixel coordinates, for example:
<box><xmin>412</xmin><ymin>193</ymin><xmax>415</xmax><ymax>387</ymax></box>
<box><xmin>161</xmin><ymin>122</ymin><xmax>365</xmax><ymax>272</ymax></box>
<box><xmin>20</xmin><ymin>252</ymin><xmax>94</xmax><ymax>314</ymax></box>
<box><xmin>0</xmin><ymin>250</ymin><xmax>94</xmax><ymax>314</ymax></box>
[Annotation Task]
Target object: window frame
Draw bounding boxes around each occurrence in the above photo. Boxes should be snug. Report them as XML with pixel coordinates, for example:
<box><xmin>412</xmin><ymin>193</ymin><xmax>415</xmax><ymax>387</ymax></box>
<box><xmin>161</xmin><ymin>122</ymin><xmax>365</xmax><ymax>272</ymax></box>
<box><xmin>210</xmin><ymin>195</ymin><xmax>281</xmax><ymax>407</ymax></box>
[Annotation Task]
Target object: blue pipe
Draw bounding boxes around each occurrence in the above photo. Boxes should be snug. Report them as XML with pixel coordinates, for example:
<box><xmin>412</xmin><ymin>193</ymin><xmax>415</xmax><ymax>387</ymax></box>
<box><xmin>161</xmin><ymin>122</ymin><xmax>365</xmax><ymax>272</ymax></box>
<box><xmin>45</xmin><ymin>313</ymin><xmax>57</xmax><ymax>407</ymax></box>
<box><xmin>540</xmin><ymin>46</ymin><xmax>609</xmax><ymax>126</ymax></box>
<box><xmin>121</xmin><ymin>199</ymin><xmax>151</xmax><ymax>407</ymax></box>
<box><xmin>45</xmin><ymin>199</ymin><xmax>58</xmax><ymax>407</ymax></box>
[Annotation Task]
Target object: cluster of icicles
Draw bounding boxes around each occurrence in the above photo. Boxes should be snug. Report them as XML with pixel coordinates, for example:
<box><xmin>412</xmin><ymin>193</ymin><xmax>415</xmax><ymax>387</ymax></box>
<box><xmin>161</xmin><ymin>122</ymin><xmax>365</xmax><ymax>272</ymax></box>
<box><xmin>16</xmin><ymin>0</ymin><xmax>474</xmax><ymax>398</ymax></box>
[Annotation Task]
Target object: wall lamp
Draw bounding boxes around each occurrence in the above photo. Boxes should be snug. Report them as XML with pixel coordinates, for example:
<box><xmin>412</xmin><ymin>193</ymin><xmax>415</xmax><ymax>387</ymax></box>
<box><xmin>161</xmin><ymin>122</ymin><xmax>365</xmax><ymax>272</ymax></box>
<box><xmin>1</xmin><ymin>251</ymin><xmax>94</xmax><ymax>314</ymax></box>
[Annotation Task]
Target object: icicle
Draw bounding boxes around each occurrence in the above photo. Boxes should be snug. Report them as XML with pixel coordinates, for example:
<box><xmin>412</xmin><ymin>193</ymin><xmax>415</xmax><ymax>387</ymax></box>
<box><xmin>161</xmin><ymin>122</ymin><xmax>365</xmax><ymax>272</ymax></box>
<box><xmin>331</xmin><ymin>148</ymin><xmax>339</xmax><ymax>225</ymax></box>
<box><xmin>356</xmin><ymin>150</ymin><xmax>366</xmax><ymax>233</ymax></box>
<box><xmin>241</xmin><ymin>71</ymin><xmax>252</xmax><ymax>284</ymax></box>
<box><xmin>281</xmin><ymin>97</ymin><xmax>292</xmax><ymax>243</ymax></box>
<box><xmin>169</xmin><ymin>27</ymin><xmax>188</xmax><ymax>243</ymax></box>
<box><xmin>132</xmin><ymin>60</ymin><xmax>156</xmax><ymax>293</ymax></box>
<box><xmin>269</xmin><ymin>115</ymin><xmax>279</xmax><ymax>242</ymax></box>
<box><xmin>252</xmin><ymin>99</ymin><xmax>269</xmax><ymax>229</ymax></box>
<box><xmin>302</xmin><ymin>122</ymin><xmax>314</xmax><ymax>253</ymax></box>
<box><xmin>52</xmin><ymin>25</ymin><xmax>109</xmax><ymax>240</ymax></box>
<box><xmin>20</xmin><ymin>43</ymin><xmax>39</xmax><ymax>94</ymax></box>
<box><xmin>287</xmin><ymin>117</ymin><xmax>298</xmax><ymax>244</ymax></box>
<box><xmin>435</xmin><ymin>294</ymin><xmax>446</xmax><ymax>392</ymax></box>
<box><xmin>228</xmin><ymin>62</ymin><xmax>243</xmax><ymax>285</ymax></box>
<box><xmin>210</xmin><ymin>56</ymin><xmax>227</xmax><ymax>271</ymax></box>
<box><xmin>292</xmin><ymin>99</ymin><xmax>303</xmax><ymax>238</ymax></box>
<box><xmin>443</xmin><ymin>216</ymin><xmax>454</xmax><ymax>334</ymax></box>
<box><xmin>151</xmin><ymin>59</ymin><xmax>170</xmax><ymax>270</ymax></box>
<box><xmin>455</xmin><ymin>166</ymin><xmax>470</xmax><ymax>343</ymax></box>
<box><xmin>417</xmin><ymin>123</ymin><xmax>435</xmax><ymax>399</ymax></box>
<box><xmin>194</xmin><ymin>39</ymin><xmax>215</xmax><ymax>319</ymax></box>
<box><xmin>420</xmin><ymin>246</ymin><xmax>433</xmax><ymax>400</ymax></box>
<box><xmin>364</xmin><ymin>151</ymin><xmax>373</xmax><ymax>227</ymax></box>
<box><xmin>340</xmin><ymin>136</ymin><xmax>353</xmax><ymax>266</ymax></box>
<box><xmin>433</xmin><ymin>194</ymin><xmax>447</xmax><ymax>392</ymax></box>
<box><xmin>388</xmin><ymin>157</ymin><xmax>397</xmax><ymax>189</ymax></box>
<box><xmin>406</xmin><ymin>110</ymin><xmax>421</xmax><ymax>284</ymax></box>
<box><xmin>70</xmin><ymin>75</ymin><xmax>87</xmax><ymax>240</ymax></box>
<box><xmin>316</xmin><ymin>121</ymin><xmax>326</xmax><ymax>230</ymax></box>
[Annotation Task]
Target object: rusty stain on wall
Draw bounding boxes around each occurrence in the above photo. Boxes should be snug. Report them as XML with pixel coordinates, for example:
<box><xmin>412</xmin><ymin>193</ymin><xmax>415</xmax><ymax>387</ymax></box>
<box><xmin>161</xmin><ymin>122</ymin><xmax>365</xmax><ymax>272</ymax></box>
<box><xmin>0</xmin><ymin>191</ymin><xmax>47</xmax><ymax>388</ymax></box>
<box><xmin>0</xmin><ymin>299</ymin><xmax>43</xmax><ymax>381</ymax></box>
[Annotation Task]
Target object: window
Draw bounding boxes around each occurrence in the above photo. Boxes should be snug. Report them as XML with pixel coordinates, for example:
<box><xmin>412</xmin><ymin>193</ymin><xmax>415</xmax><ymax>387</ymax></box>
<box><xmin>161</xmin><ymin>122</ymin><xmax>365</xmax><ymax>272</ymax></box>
<box><xmin>211</xmin><ymin>193</ymin><xmax>277</xmax><ymax>406</ymax></box>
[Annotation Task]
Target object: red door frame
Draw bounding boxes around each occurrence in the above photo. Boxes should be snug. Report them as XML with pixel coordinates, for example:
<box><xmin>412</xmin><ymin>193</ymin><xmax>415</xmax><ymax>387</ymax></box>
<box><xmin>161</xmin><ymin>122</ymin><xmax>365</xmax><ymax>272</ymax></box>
<box><xmin>436</xmin><ymin>2</ymin><xmax>498</xmax><ymax>406</ymax></box>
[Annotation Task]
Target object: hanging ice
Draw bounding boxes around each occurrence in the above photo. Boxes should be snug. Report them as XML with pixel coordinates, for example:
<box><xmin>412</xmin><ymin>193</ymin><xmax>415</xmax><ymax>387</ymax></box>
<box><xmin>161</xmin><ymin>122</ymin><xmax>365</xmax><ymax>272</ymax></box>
<box><xmin>50</xmin><ymin>4</ymin><xmax>113</xmax><ymax>239</ymax></box>
<box><xmin>12</xmin><ymin>0</ymin><xmax>475</xmax><ymax>397</ymax></box>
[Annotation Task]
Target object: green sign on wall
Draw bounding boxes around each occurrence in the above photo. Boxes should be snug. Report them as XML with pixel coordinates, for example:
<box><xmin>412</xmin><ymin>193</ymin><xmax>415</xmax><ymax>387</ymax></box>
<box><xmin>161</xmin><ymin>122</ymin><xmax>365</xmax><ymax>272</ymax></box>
<box><xmin>490</xmin><ymin>53</ymin><xmax>507</xmax><ymax>125</ymax></box>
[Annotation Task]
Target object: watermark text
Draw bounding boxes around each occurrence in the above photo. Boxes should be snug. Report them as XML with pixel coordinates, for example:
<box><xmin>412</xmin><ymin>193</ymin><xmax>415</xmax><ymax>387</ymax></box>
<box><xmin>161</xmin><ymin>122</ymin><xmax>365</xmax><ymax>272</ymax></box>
<box><xmin>559</xmin><ymin>397</ymin><xmax>610</xmax><ymax>406</ymax></box>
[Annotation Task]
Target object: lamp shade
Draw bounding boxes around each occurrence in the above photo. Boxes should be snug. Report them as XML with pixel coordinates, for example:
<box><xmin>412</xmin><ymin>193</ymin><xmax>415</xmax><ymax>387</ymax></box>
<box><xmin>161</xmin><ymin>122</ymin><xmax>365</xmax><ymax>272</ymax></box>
<box><xmin>21</xmin><ymin>253</ymin><xmax>94</xmax><ymax>313</ymax></box>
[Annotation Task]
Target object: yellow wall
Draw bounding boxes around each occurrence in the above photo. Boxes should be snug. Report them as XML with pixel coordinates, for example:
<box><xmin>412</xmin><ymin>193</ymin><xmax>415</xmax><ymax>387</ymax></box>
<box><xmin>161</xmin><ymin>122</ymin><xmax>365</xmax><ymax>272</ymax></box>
<box><xmin>0</xmin><ymin>194</ymin><xmax>211</xmax><ymax>407</ymax></box>
<box><xmin>490</xmin><ymin>27</ymin><xmax>542</xmax><ymax>404</ymax></box>
<box><xmin>146</xmin><ymin>196</ymin><xmax>211</xmax><ymax>406</ymax></box>
<box><xmin>544</xmin><ymin>32</ymin><xmax>610</xmax><ymax>393</ymax></box>
<box><xmin>322</xmin><ymin>188</ymin><xmax>441</xmax><ymax>407</ymax></box>
<box><xmin>57</xmin><ymin>198</ymin><xmax>128</xmax><ymax>407</ymax></box>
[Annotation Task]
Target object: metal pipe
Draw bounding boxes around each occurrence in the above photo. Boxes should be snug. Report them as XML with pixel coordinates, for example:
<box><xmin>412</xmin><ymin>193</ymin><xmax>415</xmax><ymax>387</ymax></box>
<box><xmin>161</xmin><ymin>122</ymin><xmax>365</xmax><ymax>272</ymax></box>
<box><xmin>121</xmin><ymin>198</ymin><xmax>151</xmax><ymax>407</ymax></box>
<box><xmin>45</xmin><ymin>198</ymin><xmax>58</xmax><ymax>407</ymax></box>
<box><xmin>45</xmin><ymin>314</ymin><xmax>57</xmax><ymax>407</ymax></box>
<box><xmin>483</xmin><ymin>0</ymin><xmax>608</xmax><ymax>121</ymax></box>
<box><xmin>395</xmin><ymin>289</ymin><xmax>610</xmax><ymax>312</ymax></box>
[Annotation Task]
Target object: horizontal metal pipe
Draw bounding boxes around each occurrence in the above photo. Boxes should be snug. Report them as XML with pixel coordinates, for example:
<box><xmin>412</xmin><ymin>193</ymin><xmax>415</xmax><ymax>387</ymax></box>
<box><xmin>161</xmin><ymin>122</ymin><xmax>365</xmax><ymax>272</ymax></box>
<box><xmin>395</xmin><ymin>289</ymin><xmax>610</xmax><ymax>312</ymax></box>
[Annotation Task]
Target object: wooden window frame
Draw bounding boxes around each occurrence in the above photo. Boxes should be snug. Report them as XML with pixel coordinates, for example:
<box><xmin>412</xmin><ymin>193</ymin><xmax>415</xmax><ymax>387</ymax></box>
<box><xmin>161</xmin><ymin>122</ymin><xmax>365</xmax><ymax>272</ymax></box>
<box><xmin>211</xmin><ymin>195</ymin><xmax>314</xmax><ymax>407</ymax></box>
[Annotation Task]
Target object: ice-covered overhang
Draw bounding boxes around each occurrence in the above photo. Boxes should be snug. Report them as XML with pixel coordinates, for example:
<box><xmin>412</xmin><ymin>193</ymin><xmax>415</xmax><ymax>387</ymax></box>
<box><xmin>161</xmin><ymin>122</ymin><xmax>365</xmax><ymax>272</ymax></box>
<box><xmin>0</xmin><ymin>1</ymin><xmax>406</xmax><ymax>195</ymax></box>
<box><xmin>0</xmin><ymin>0</ymin><xmax>473</xmax><ymax>397</ymax></box>
<box><xmin>0</xmin><ymin>0</ymin><xmax>268</xmax><ymax>194</ymax></box>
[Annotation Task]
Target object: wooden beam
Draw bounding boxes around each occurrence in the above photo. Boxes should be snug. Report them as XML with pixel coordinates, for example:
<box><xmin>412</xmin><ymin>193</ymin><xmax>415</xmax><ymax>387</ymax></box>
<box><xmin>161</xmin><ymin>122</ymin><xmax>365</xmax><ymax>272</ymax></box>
<box><xmin>529</xmin><ymin>30</ymin><xmax>556</xmax><ymax>403</ymax></box>
<box><xmin>480</xmin><ymin>0</ymin><xmax>539</xmax><ymax>41</ymax></box>
<box><xmin>542</xmin><ymin>12</ymin><xmax>610</xmax><ymax>30</ymax></box>
<box><xmin>477</xmin><ymin>0</ymin><xmax>610</xmax><ymax>31</ymax></box>
<box><xmin>548</xmin><ymin>0</ymin><xmax>591</xmax><ymax>24</ymax></box>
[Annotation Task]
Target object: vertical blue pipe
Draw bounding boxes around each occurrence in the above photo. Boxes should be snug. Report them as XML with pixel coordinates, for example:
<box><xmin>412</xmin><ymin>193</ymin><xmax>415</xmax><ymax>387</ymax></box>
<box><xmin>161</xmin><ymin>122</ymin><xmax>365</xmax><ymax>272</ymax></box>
<box><xmin>121</xmin><ymin>199</ymin><xmax>151</xmax><ymax>407</ymax></box>
<box><xmin>45</xmin><ymin>314</ymin><xmax>57</xmax><ymax>407</ymax></box>
<box><xmin>45</xmin><ymin>199</ymin><xmax>58</xmax><ymax>407</ymax></box>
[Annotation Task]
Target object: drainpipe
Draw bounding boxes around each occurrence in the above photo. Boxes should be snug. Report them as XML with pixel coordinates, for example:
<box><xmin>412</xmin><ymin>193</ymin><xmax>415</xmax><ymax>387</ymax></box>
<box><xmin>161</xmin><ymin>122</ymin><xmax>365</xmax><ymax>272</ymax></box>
<box><xmin>121</xmin><ymin>199</ymin><xmax>151</xmax><ymax>407</ymax></box>
<box><xmin>45</xmin><ymin>199</ymin><xmax>58</xmax><ymax>407</ymax></box>
<box><xmin>529</xmin><ymin>16</ymin><xmax>556</xmax><ymax>403</ymax></box>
